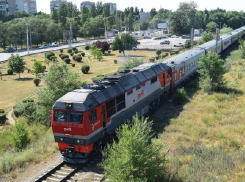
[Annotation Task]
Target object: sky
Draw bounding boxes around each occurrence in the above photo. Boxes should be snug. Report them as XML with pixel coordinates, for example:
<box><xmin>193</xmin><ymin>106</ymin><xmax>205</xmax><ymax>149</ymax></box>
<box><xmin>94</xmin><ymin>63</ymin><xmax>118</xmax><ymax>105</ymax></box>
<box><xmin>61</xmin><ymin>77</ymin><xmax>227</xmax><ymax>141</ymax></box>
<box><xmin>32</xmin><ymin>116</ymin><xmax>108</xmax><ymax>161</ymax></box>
<box><xmin>37</xmin><ymin>0</ymin><xmax>245</xmax><ymax>14</ymax></box>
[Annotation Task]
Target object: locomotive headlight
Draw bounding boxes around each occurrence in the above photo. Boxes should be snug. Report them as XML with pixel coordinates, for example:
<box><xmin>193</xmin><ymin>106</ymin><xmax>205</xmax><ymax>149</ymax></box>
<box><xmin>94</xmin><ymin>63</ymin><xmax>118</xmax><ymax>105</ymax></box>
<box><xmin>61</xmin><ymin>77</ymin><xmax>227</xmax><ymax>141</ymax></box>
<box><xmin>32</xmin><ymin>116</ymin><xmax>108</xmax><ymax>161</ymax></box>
<box><xmin>60</xmin><ymin>137</ymin><xmax>63</xmax><ymax>141</ymax></box>
<box><xmin>77</xmin><ymin>139</ymin><xmax>80</xmax><ymax>143</ymax></box>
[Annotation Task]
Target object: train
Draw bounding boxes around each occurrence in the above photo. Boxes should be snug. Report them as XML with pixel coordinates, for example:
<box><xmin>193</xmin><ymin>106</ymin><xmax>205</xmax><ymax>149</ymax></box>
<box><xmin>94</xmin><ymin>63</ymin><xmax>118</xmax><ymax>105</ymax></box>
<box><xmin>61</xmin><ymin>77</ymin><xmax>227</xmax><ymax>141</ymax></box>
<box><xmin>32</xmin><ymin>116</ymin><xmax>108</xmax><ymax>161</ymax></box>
<box><xmin>51</xmin><ymin>25</ymin><xmax>245</xmax><ymax>163</ymax></box>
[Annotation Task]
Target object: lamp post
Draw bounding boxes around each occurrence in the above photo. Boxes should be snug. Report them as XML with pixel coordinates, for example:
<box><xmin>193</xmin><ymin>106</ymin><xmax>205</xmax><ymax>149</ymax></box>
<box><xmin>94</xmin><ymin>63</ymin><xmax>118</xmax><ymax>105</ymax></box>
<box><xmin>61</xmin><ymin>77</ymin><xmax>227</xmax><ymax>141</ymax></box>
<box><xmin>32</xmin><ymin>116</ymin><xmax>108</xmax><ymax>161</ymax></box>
<box><xmin>18</xmin><ymin>18</ymin><xmax>29</xmax><ymax>55</ymax></box>
<box><xmin>101</xmin><ymin>16</ymin><xmax>113</xmax><ymax>40</ymax></box>
<box><xmin>218</xmin><ymin>22</ymin><xmax>222</xmax><ymax>30</ymax></box>
<box><xmin>66</xmin><ymin>18</ymin><xmax>72</xmax><ymax>48</ymax></box>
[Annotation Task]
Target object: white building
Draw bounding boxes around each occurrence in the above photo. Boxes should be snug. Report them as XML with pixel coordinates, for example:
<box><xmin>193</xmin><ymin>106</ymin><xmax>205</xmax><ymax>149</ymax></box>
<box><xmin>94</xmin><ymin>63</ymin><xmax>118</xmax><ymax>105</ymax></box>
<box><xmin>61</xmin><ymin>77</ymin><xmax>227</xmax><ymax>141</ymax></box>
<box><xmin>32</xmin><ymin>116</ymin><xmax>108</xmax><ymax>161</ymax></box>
<box><xmin>80</xmin><ymin>1</ymin><xmax>94</xmax><ymax>10</ymax></box>
<box><xmin>139</xmin><ymin>12</ymin><xmax>150</xmax><ymax>21</ymax></box>
<box><xmin>16</xmin><ymin>0</ymin><xmax>37</xmax><ymax>14</ymax></box>
<box><xmin>50</xmin><ymin>0</ymin><xmax>67</xmax><ymax>12</ymax></box>
<box><xmin>108</xmin><ymin>2</ymin><xmax>116</xmax><ymax>12</ymax></box>
<box><xmin>0</xmin><ymin>0</ymin><xmax>8</xmax><ymax>15</ymax></box>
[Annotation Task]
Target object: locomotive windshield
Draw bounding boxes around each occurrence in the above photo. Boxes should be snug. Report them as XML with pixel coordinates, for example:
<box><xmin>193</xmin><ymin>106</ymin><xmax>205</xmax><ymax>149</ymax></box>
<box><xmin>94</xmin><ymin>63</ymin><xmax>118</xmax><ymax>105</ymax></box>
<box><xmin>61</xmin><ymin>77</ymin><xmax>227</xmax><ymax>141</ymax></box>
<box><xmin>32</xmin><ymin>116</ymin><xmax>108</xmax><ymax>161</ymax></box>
<box><xmin>54</xmin><ymin>110</ymin><xmax>83</xmax><ymax>124</ymax></box>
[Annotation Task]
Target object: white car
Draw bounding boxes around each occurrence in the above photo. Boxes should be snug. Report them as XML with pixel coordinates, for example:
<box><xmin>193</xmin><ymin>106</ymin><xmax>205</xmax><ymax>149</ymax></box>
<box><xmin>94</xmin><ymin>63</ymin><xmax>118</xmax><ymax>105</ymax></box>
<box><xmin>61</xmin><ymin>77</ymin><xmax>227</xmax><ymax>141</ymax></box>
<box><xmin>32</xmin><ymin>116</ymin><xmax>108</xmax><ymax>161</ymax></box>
<box><xmin>171</xmin><ymin>35</ymin><xmax>179</xmax><ymax>38</ymax></box>
<box><xmin>173</xmin><ymin>43</ymin><xmax>185</xmax><ymax>47</ymax></box>
<box><xmin>51</xmin><ymin>42</ymin><xmax>59</xmax><ymax>47</ymax></box>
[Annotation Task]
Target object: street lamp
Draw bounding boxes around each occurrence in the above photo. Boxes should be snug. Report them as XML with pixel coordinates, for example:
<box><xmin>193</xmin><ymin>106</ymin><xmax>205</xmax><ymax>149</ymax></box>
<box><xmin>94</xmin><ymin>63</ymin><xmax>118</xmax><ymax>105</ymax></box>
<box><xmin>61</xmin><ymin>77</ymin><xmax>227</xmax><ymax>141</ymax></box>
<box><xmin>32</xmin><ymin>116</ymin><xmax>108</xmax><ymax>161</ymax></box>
<box><xmin>66</xmin><ymin>17</ymin><xmax>73</xmax><ymax>48</ymax></box>
<box><xmin>17</xmin><ymin>18</ymin><xmax>29</xmax><ymax>55</ymax></box>
<box><xmin>218</xmin><ymin>22</ymin><xmax>222</xmax><ymax>30</ymax></box>
<box><xmin>101</xmin><ymin>16</ymin><xmax>113</xmax><ymax>40</ymax></box>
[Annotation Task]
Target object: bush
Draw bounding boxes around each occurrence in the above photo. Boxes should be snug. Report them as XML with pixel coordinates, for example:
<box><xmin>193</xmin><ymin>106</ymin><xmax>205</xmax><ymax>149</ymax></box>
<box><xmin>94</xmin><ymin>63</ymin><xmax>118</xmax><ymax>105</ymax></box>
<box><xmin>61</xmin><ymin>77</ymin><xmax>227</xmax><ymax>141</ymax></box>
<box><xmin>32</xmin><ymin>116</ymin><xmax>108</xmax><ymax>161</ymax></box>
<box><xmin>70</xmin><ymin>53</ymin><xmax>74</xmax><ymax>56</ymax></box>
<box><xmin>75</xmin><ymin>56</ymin><xmax>82</xmax><ymax>62</ymax></box>
<box><xmin>0</xmin><ymin>109</ymin><xmax>4</xmax><ymax>113</ymax></box>
<box><xmin>156</xmin><ymin>49</ymin><xmax>162</xmax><ymax>55</ymax></box>
<box><xmin>155</xmin><ymin>56</ymin><xmax>160</xmax><ymax>60</ymax></box>
<box><xmin>114</xmin><ymin>59</ymin><xmax>118</xmax><ymax>64</ymax></box>
<box><xmin>7</xmin><ymin>69</ymin><xmax>13</xmax><ymax>75</ymax></box>
<box><xmin>119</xmin><ymin>50</ymin><xmax>122</xmax><ymax>53</ymax></box>
<box><xmin>33</xmin><ymin>78</ymin><xmax>41</xmax><ymax>86</ymax></box>
<box><xmin>42</xmin><ymin>66</ymin><xmax>46</xmax><ymax>70</ymax></box>
<box><xmin>64</xmin><ymin>58</ymin><xmax>71</xmax><ymax>64</ymax></box>
<box><xmin>13</xmin><ymin>101</ymin><xmax>37</xmax><ymax>123</ymax></box>
<box><xmin>61</xmin><ymin>54</ymin><xmax>69</xmax><ymax>60</ymax></box>
<box><xmin>72</xmin><ymin>64</ymin><xmax>75</xmax><ymax>67</ymax></box>
<box><xmin>172</xmin><ymin>87</ymin><xmax>189</xmax><ymax>104</ymax></box>
<box><xmin>59</xmin><ymin>53</ymin><xmax>63</xmax><ymax>57</ymax></box>
<box><xmin>22</xmin><ymin>98</ymin><xmax>34</xmax><ymax>103</ymax></box>
<box><xmin>0</xmin><ymin>113</ymin><xmax>6</xmax><ymax>125</ymax></box>
<box><xmin>81</xmin><ymin>65</ymin><xmax>90</xmax><ymax>74</ymax></box>
<box><xmin>170</xmin><ymin>50</ymin><xmax>179</xmax><ymax>55</ymax></box>
<box><xmin>72</xmin><ymin>55</ymin><xmax>76</xmax><ymax>61</ymax></box>
<box><xmin>10</xmin><ymin>119</ymin><xmax>30</xmax><ymax>149</ymax></box>
<box><xmin>74</xmin><ymin>49</ymin><xmax>78</xmax><ymax>54</ymax></box>
<box><xmin>50</xmin><ymin>56</ymin><xmax>57</xmax><ymax>61</ymax></box>
<box><xmin>45</xmin><ymin>52</ymin><xmax>55</xmax><ymax>60</ymax></box>
<box><xmin>60</xmin><ymin>49</ymin><xmax>63</xmax><ymax>53</ymax></box>
<box><xmin>67</xmin><ymin>49</ymin><xmax>72</xmax><ymax>53</ymax></box>
<box><xmin>72</xmin><ymin>47</ymin><xmax>77</xmax><ymax>51</ymax></box>
<box><xmin>149</xmin><ymin>57</ymin><xmax>155</xmax><ymax>62</ymax></box>
<box><xmin>81</xmin><ymin>52</ymin><xmax>85</xmax><ymax>56</ymax></box>
<box><xmin>108</xmin><ymin>50</ymin><xmax>111</xmax><ymax>53</ymax></box>
<box><xmin>85</xmin><ymin>45</ymin><xmax>89</xmax><ymax>50</ymax></box>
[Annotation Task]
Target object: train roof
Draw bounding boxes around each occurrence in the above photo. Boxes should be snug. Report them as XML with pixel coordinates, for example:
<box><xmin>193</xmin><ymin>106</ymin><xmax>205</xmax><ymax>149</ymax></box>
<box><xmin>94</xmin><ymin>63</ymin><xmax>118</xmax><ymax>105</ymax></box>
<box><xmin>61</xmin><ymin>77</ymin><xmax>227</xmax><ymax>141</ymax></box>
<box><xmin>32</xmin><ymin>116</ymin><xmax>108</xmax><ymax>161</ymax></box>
<box><xmin>53</xmin><ymin>62</ymin><xmax>169</xmax><ymax>111</ymax></box>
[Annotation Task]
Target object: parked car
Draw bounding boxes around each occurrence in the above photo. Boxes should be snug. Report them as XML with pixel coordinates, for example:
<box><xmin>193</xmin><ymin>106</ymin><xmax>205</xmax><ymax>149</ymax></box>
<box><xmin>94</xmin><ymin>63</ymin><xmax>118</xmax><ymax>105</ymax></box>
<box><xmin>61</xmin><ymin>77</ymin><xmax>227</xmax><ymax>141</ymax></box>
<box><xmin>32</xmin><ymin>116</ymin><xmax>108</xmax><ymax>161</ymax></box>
<box><xmin>171</xmin><ymin>35</ymin><xmax>179</xmax><ymax>38</ymax></box>
<box><xmin>144</xmin><ymin>36</ymin><xmax>152</xmax><ymax>39</ymax></box>
<box><xmin>160</xmin><ymin>36</ymin><xmax>167</xmax><ymax>39</ymax></box>
<box><xmin>153</xmin><ymin>37</ymin><xmax>161</xmax><ymax>40</ymax></box>
<box><xmin>160</xmin><ymin>40</ymin><xmax>170</xmax><ymax>45</ymax></box>
<box><xmin>182</xmin><ymin>34</ymin><xmax>191</xmax><ymax>39</ymax></box>
<box><xmin>39</xmin><ymin>45</ymin><xmax>49</xmax><ymax>49</ymax></box>
<box><xmin>136</xmin><ymin>41</ymin><xmax>140</xmax><ymax>44</ymax></box>
<box><xmin>51</xmin><ymin>42</ymin><xmax>59</xmax><ymax>47</ymax></box>
<box><xmin>4</xmin><ymin>48</ymin><xmax>16</xmax><ymax>53</ymax></box>
<box><xmin>173</xmin><ymin>42</ymin><xmax>185</xmax><ymax>47</ymax></box>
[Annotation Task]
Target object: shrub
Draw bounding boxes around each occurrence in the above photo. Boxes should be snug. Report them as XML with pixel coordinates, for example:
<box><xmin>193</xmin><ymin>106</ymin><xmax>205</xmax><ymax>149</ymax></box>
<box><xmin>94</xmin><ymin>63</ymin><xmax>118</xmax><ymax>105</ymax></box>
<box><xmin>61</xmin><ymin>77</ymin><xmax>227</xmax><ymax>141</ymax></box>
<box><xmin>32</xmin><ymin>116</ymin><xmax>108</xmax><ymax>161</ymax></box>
<box><xmin>22</xmin><ymin>98</ymin><xmax>34</xmax><ymax>103</ymax></box>
<box><xmin>108</xmin><ymin>50</ymin><xmax>111</xmax><ymax>54</ymax></box>
<box><xmin>81</xmin><ymin>65</ymin><xmax>90</xmax><ymax>74</ymax></box>
<box><xmin>149</xmin><ymin>57</ymin><xmax>155</xmax><ymax>62</ymax></box>
<box><xmin>45</xmin><ymin>52</ymin><xmax>55</xmax><ymax>60</ymax></box>
<box><xmin>59</xmin><ymin>53</ymin><xmax>63</xmax><ymax>57</ymax></box>
<box><xmin>33</xmin><ymin>78</ymin><xmax>41</xmax><ymax>86</ymax></box>
<box><xmin>172</xmin><ymin>87</ymin><xmax>189</xmax><ymax>104</ymax></box>
<box><xmin>75</xmin><ymin>56</ymin><xmax>82</xmax><ymax>62</ymax></box>
<box><xmin>0</xmin><ymin>109</ymin><xmax>4</xmax><ymax>113</ymax></box>
<box><xmin>61</xmin><ymin>54</ymin><xmax>69</xmax><ymax>60</ymax></box>
<box><xmin>67</xmin><ymin>49</ymin><xmax>72</xmax><ymax>53</ymax></box>
<box><xmin>60</xmin><ymin>49</ymin><xmax>63</xmax><ymax>53</ymax></box>
<box><xmin>7</xmin><ymin>69</ymin><xmax>13</xmax><ymax>75</ymax></box>
<box><xmin>70</xmin><ymin>53</ymin><xmax>74</xmax><ymax>56</ymax></box>
<box><xmin>85</xmin><ymin>45</ymin><xmax>89</xmax><ymax>50</ymax></box>
<box><xmin>72</xmin><ymin>64</ymin><xmax>75</xmax><ymax>67</ymax></box>
<box><xmin>50</xmin><ymin>56</ymin><xmax>57</xmax><ymax>61</ymax></box>
<box><xmin>155</xmin><ymin>56</ymin><xmax>160</xmax><ymax>60</ymax></box>
<box><xmin>74</xmin><ymin>49</ymin><xmax>78</xmax><ymax>54</ymax></box>
<box><xmin>156</xmin><ymin>49</ymin><xmax>162</xmax><ymax>55</ymax></box>
<box><xmin>13</xmin><ymin>101</ymin><xmax>37</xmax><ymax>123</ymax></box>
<box><xmin>72</xmin><ymin>55</ymin><xmax>76</xmax><ymax>61</ymax></box>
<box><xmin>64</xmin><ymin>58</ymin><xmax>71</xmax><ymax>64</ymax></box>
<box><xmin>81</xmin><ymin>52</ymin><xmax>85</xmax><ymax>56</ymax></box>
<box><xmin>170</xmin><ymin>50</ymin><xmax>179</xmax><ymax>55</ymax></box>
<box><xmin>42</xmin><ymin>65</ymin><xmax>46</xmax><ymax>70</ymax></box>
<box><xmin>72</xmin><ymin>47</ymin><xmax>77</xmax><ymax>51</ymax></box>
<box><xmin>119</xmin><ymin>50</ymin><xmax>122</xmax><ymax>53</ymax></box>
<box><xmin>0</xmin><ymin>113</ymin><xmax>6</xmax><ymax>125</ymax></box>
<box><xmin>114</xmin><ymin>59</ymin><xmax>118</xmax><ymax>64</ymax></box>
<box><xmin>10</xmin><ymin>119</ymin><xmax>30</xmax><ymax>149</ymax></box>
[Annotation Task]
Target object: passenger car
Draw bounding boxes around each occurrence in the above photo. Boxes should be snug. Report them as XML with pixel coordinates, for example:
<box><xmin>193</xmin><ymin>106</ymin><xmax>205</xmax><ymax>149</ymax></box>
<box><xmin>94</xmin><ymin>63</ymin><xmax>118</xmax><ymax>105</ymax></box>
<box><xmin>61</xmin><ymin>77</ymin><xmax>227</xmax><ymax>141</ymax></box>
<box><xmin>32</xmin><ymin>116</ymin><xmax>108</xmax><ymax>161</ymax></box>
<box><xmin>171</xmin><ymin>35</ymin><xmax>179</xmax><ymax>38</ymax></box>
<box><xmin>160</xmin><ymin>40</ymin><xmax>170</xmax><ymax>45</ymax></box>
<box><xmin>39</xmin><ymin>45</ymin><xmax>49</xmax><ymax>49</ymax></box>
<box><xmin>173</xmin><ymin>42</ymin><xmax>185</xmax><ymax>47</ymax></box>
<box><xmin>51</xmin><ymin>42</ymin><xmax>59</xmax><ymax>47</ymax></box>
<box><xmin>144</xmin><ymin>36</ymin><xmax>152</xmax><ymax>39</ymax></box>
<box><xmin>4</xmin><ymin>48</ymin><xmax>16</xmax><ymax>53</ymax></box>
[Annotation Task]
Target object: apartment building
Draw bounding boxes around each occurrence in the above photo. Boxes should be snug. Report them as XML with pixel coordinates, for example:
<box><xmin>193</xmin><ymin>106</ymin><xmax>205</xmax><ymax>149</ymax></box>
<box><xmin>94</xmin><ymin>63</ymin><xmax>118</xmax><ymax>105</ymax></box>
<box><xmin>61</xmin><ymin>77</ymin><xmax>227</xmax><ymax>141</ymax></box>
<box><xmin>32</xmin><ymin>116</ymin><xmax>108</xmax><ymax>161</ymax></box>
<box><xmin>80</xmin><ymin>1</ymin><xmax>94</xmax><ymax>9</ymax></box>
<box><xmin>0</xmin><ymin>0</ymin><xmax>8</xmax><ymax>15</ymax></box>
<box><xmin>16</xmin><ymin>0</ymin><xmax>37</xmax><ymax>14</ymax></box>
<box><xmin>50</xmin><ymin>0</ymin><xmax>67</xmax><ymax>12</ymax></box>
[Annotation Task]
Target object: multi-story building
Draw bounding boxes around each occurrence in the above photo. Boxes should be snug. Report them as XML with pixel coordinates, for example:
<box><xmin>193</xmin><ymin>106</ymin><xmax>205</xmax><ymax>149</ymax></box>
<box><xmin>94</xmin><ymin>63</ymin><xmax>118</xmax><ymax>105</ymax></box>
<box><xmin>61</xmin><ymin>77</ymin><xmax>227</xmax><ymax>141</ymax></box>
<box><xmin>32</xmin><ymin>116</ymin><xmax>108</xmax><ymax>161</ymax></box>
<box><xmin>16</xmin><ymin>0</ymin><xmax>37</xmax><ymax>14</ymax></box>
<box><xmin>0</xmin><ymin>0</ymin><xmax>8</xmax><ymax>15</ymax></box>
<box><xmin>50</xmin><ymin>0</ymin><xmax>67</xmax><ymax>12</ymax></box>
<box><xmin>108</xmin><ymin>2</ymin><xmax>116</xmax><ymax>12</ymax></box>
<box><xmin>139</xmin><ymin>12</ymin><xmax>150</xmax><ymax>21</ymax></box>
<box><xmin>7</xmin><ymin>0</ymin><xmax>16</xmax><ymax>14</ymax></box>
<box><xmin>80</xmin><ymin>1</ymin><xmax>94</xmax><ymax>9</ymax></box>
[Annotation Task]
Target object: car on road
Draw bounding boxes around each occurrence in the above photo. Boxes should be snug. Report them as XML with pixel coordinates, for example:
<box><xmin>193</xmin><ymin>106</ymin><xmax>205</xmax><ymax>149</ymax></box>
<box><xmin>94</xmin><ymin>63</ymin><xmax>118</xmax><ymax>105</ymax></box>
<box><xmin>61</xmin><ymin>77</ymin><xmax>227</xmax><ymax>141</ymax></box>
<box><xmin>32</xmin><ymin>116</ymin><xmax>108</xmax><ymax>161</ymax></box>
<box><xmin>51</xmin><ymin>42</ymin><xmax>59</xmax><ymax>47</ymax></box>
<box><xmin>4</xmin><ymin>48</ymin><xmax>16</xmax><ymax>53</ymax></box>
<box><xmin>160</xmin><ymin>40</ymin><xmax>170</xmax><ymax>45</ymax></box>
<box><xmin>39</xmin><ymin>45</ymin><xmax>49</xmax><ymax>49</ymax></box>
<box><xmin>136</xmin><ymin>41</ymin><xmax>140</xmax><ymax>44</ymax></box>
<box><xmin>171</xmin><ymin>35</ymin><xmax>179</xmax><ymax>38</ymax></box>
<box><xmin>153</xmin><ymin>37</ymin><xmax>161</xmax><ymax>40</ymax></box>
<box><xmin>173</xmin><ymin>42</ymin><xmax>185</xmax><ymax>47</ymax></box>
<box><xmin>182</xmin><ymin>35</ymin><xmax>191</xmax><ymax>39</ymax></box>
<box><xmin>160</xmin><ymin>36</ymin><xmax>167</xmax><ymax>39</ymax></box>
<box><xmin>144</xmin><ymin>36</ymin><xmax>152</xmax><ymax>39</ymax></box>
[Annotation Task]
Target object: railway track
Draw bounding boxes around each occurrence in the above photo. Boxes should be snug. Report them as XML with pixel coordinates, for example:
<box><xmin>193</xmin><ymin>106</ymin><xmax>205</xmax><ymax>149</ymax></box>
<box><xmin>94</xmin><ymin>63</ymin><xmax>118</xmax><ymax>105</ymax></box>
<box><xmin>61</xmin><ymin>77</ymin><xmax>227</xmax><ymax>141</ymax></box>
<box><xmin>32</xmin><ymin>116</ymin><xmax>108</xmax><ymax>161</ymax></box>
<box><xmin>34</xmin><ymin>154</ymin><xmax>104</xmax><ymax>182</ymax></box>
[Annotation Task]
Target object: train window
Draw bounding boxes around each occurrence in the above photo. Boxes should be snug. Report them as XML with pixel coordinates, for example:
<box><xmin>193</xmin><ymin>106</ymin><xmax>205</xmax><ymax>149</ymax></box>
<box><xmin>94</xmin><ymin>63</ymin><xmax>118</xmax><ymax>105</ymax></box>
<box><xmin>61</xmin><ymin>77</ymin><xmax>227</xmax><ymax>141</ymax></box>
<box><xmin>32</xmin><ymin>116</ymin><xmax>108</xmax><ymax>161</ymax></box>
<box><xmin>136</xmin><ymin>85</ymin><xmax>141</xmax><ymax>90</ymax></box>
<box><xmin>90</xmin><ymin>109</ymin><xmax>97</xmax><ymax>123</ymax></box>
<box><xmin>54</xmin><ymin>111</ymin><xmax>67</xmax><ymax>122</ymax></box>
<box><xmin>127</xmin><ymin>90</ymin><xmax>133</xmax><ymax>95</ymax></box>
<box><xmin>106</xmin><ymin>99</ymin><xmax>115</xmax><ymax>110</ymax></box>
<box><xmin>116</xmin><ymin>94</ymin><xmax>125</xmax><ymax>112</ymax></box>
<box><xmin>70</xmin><ymin>113</ymin><xmax>83</xmax><ymax>124</ymax></box>
<box><xmin>151</xmin><ymin>77</ymin><xmax>157</xmax><ymax>84</ymax></box>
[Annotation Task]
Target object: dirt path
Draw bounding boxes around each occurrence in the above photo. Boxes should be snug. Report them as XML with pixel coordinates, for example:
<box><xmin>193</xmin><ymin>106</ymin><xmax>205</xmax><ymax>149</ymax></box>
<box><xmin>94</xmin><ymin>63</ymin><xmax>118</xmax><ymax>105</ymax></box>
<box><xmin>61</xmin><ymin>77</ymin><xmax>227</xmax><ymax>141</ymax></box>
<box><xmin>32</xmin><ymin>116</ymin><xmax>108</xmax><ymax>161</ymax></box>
<box><xmin>6</xmin><ymin>108</ymin><xmax>15</xmax><ymax>125</ymax></box>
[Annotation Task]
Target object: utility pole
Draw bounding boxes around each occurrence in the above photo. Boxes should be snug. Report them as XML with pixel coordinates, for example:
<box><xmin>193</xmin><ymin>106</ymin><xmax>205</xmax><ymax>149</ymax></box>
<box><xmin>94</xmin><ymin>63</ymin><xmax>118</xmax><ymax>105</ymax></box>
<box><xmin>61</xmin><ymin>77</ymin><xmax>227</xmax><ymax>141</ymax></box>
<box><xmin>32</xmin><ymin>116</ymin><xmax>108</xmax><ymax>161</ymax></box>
<box><xmin>216</xmin><ymin>28</ymin><xmax>220</xmax><ymax>53</ymax></box>
<box><xmin>191</xmin><ymin>28</ymin><xmax>194</xmax><ymax>48</ymax></box>
<box><xmin>17</xmin><ymin>18</ymin><xmax>29</xmax><ymax>55</ymax></box>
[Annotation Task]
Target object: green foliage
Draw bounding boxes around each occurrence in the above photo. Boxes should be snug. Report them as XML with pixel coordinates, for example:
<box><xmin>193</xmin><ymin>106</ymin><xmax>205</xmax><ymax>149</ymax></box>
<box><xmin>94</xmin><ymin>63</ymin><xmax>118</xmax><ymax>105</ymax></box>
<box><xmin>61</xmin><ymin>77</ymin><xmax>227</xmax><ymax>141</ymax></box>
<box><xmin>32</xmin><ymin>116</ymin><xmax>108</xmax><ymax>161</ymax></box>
<box><xmin>50</xmin><ymin>56</ymin><xmax>57</xmax><ymax>61</ymax></box>
<box><xmin>44</xmin><ymin>52</ymin><xmax>55</xmax><ymax>60</ymax></box>
<box><xmin>33</xmin><ymin>78</ymin><xmax>41</xmax><ymax>86</ymax></box>
<box><xmin>61</xmin><ymin>54</ymin><xmax>69</xmax><ymax>60</ymax></box>
<box><xmin>7</xmin><ymin>69</ymin><xmax>13</xmax><ymax>75</ymax></box>
<box><xmin>60</xmin><ymin>49</ymin><xmax>63</xmax><ymax>53</ymax></box>
<box><xmin>114</xmin><ymin>59</ymin><xmax>118</xmax><ymax>64</ymax></box>
<box><xmin>36</xmin><ymin>63</ymin><xmax>81</xmax><ymax>126</ymax></box>
<box><xmin>64</xmin><ymin>58</ymin><xmax>71</xmax><ymax>64</ymax></box>
<box><xmin>22</xmin><ymin>98</ymin><xmax>34</xmax><ymax>103</ymax></box>
<box><xmin>91</xmin><ymin>44</ymin><xmax>103</xmax><ymax>60</ymax></box>
<box><xmin>100</xmin><ymin>116</ymin><xmax>167</xmax><ymax>182</ymax></box>
<box><xmin>75</xmin><ymin>56</ymin><xmax>82</xmax><ymax>62</ymax></box>
<box><xmin>72</xmin><ymin>63</ymin><xmax>75</xmax><ymax>67</ymax></box>
<box><xmin>156</xmin><ymin>49</ymin><xmax>162</xmax><ymax>55</ymax></box>
<box><xmin>220</xmin><ymin>27</ymin><xmax>233</xmax><ymax>35</ymax></box>
<box><xmin>172</xmin><ymin>87</ymin><xmax>189</xmax><ymax>104</ymax></box>
<box><xmin>81</xmin><ymin>65</ymin><xmax>90</xmax><ymax>74</ymax></box>
<box><xmin>149</xmin><ymin>57</ymin><xmax>155</xmax><ymax>62</ymax></box>
<box><xmin>10</xmin><ymin>119</ymin><xmax>30</xmax><ymax>150</ymax></box>
<box><xmin>198</xmin><ymin>52</ymin><xmax>226</xmax><ymax>92</ymax></box>
<box><xmin>85</xmin><ymin>45</ymin><xmax>90</xmax><ymax>50</ymax></box>
<box><xmin>31</xmin><ymin>59</ymin><xmax>45</xmax><ymax>76</ymax></box>
<box><xmin>7</xmin><ymin>54</ymin><xmax>26</xmax><ymax>79</ymax></box>
<box><xmin>185</xmin><ymin>40</ymin><xmax>191</xmax><ymax>48</ymax></box>
<box><xmin>0</xmin><ymin>109</ymin><xmax>4</xmax><ymax>113</ymax></box>
<box><xmin>67</xmin><ymin>49</ymin><xmax>72</xmax><ymax>53</ymax></box>
<box><xmin>206</xmin><ymin>21</ymin><xmax>218</xmax><ymax>33</ymax></box>
<box><xmin>72</xmin><ymin>47</ymin><xmax>77</xmax><ymax>51</ymax></box>
<box><xmin>0</xmin><ymin>113</ymin><xmax>6</xmax><ymax>125</ymax></box>
<box><xmin>70</xmin><ymin>52</ymin><xmax>74</xmax><ymax>56</ymax></box>
<box><xmin>118</xmin><ymin>56</ymin><xmax>144</xmax><ymax>72</ymax></box>
<box><xmin>112</xmin><ymin>34</ymin><xmax>137</xmax><ymax>56</ymax></box>
<box><xmin>81</xmin><ymin>52</ymin><xmax>85</xmax><ymax>56</ymax></box>
<box><xmin>239</xmin><ymin>39</ymin><xmax>245</xmax><ymax>59</ymax></box>
<box><xmin>155</xmin><ymin>55</ymin><xmax>160</xmax><ymax>60</ymax></box>
<box><xmin>170</xmin><ymin>50</ymin><xmax>179</xmax><ymax>55</ymax></box>
<box><xmin>74</xmin><ymin>49</ymin><xmax>78</xmax><ymax>54</ymax></box>
<box><xmin>198</xmin><ymin>31</ymin><xmax>214</xmax><ymax>45</ymax></box>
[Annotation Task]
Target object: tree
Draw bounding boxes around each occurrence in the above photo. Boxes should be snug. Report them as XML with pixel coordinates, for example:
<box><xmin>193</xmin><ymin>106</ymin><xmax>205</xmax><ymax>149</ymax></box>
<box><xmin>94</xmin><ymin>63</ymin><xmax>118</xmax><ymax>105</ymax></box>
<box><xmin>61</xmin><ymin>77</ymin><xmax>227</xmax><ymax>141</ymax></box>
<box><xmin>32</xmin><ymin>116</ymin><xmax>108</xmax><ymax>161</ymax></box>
<box><xmin>206</xmin><ymin>21</ymin><xmax>218</xmax><ymax>33</ymax></box>
<box><xmin>198</xmin><ymin>31</ymin><xmax>214</xmax><ymax>45</ymax></box>
<box><xmin>100</xmin><ymin>116</ymin><xmax>167</xmax><ymax>182</ymax></box>
<box><xmin>8</xmin><ymin>54</ymin><xmax>26</xmax><ymax>79</ymax></box>
<box><xmin>150</xmin><ymin>8</ymin><xmax>157</xmax><ymax>18</ymax></box>
<box><xmin>112</xmin><ymin>33</ymin><xmax>137</xmax><ymax>56</ymax></box>
<box><xmin>170</xmin><ymin>1</ymin><xmax>198</xmax><ymax>34</ymax></box>
<box><xmin>197</xmin><ymin>52</ymin><xmax>226</xmax><ymax>92</ymax></box>
<box><xmin>36</xmin><ymin>63</ymin><xmax>81</xmax><ymax>126</ymax></box>
<box><xmin>91</xmin><ymin>44</ymin><xmax>103</xmax><ymax>60</ymax></box>
<box><xmin>31</xmin><ymin>59</ymin><xmax>46</xmax><ymax>76</ymax></box>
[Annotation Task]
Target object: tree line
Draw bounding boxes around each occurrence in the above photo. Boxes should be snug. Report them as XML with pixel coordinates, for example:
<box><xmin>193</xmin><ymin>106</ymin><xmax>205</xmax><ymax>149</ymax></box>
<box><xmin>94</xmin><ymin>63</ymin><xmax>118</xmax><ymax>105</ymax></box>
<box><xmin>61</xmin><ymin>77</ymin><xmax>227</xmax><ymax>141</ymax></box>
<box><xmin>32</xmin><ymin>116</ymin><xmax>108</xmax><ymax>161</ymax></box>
<box><xmin>1</xmin><ymin>1</ymin><xmax>245</xmax><ymax>50</ymax></box>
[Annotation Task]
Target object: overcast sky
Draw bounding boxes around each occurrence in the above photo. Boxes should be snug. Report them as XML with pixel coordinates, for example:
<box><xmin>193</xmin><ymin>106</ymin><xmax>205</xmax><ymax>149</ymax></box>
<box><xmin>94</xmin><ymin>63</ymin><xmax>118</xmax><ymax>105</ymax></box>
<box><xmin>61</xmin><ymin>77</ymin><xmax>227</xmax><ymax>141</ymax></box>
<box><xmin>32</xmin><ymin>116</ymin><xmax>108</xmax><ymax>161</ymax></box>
<box><xmin>37</xmin><ymin>0</ymin><xmax>245</xmax><ymax>14</ymax></box>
